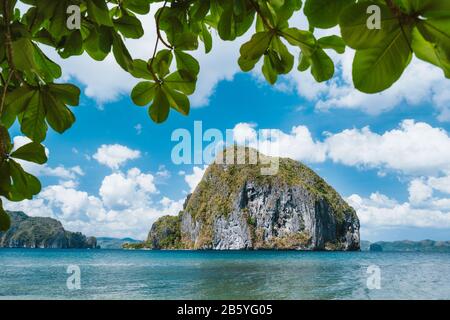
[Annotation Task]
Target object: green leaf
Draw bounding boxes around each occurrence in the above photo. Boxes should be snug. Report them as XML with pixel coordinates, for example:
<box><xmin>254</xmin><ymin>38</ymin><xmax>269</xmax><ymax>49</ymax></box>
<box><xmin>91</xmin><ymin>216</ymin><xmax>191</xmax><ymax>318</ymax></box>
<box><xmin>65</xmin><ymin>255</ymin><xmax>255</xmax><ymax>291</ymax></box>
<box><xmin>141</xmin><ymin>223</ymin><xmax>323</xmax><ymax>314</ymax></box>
<box><xmin>11</xmin><ymin>38</ymin><xmax>37</xmax><ymax>73</ymax></box>
<box><xmin>84</xmin><ymin>26</ymin><xmax>112</xmax><ymax>61</ymax></box>
<box><xmin>310</xmin><ymin>48</ymin><xmax>335</xmax><ymax>82</ymax></box>
<box><xmin>190</xmin><ymin>0</ymin><xmax>210</xmax><ymax>21</ymax></box>
<box><xmin>2</xmin><ymin>86</ymin><xmax>36</xmax><ymax>128</ymax></box>
<box><xmin>298</xmin><ymin>53</ymin><xmax>311</xmax><ymax>71</ymax></box>
<box><xmin>270</xmin><ymin>36</ymin><xmax>294</xmax><ymax>74</ymax></box>
<box><xmin>281</xmin><ymin>28</ymin><xmax>316</xmax><ymax>55</ymax></box>
<box><xmin>173</xmin><ymin>32</ymin><xmax>199</xmax><ymax>51</ymax></box>
<box><xmin>304</xmin><ymin>0</ymin><xmax>352</xmax><ymax>29</ymax></box>
<box><xmin>411</xmin><ymin>27</ymin><xmax>450</xmax><ymax>78</ymax></box>
<box><xmin>353</xmin><ymin>27</ymin><xmax>413</xmax><ymax>93</ymax></box>
<box><xmin>274</xmin><ymin>0</ymin><xmax>302</xmax><ymax>26</ymax></box>
<box><xmin>59</xmin><ymin>31</ymin><xmax>83</xmax><ymax>58</ymax></box>
<box><xmin>123</xmin><ymin>0</ymin><xmax>151</xmax><ymax>15</ymax></box>
<box><xmin>33</xmin><ymin>43</ymin><xmax>62</xmax><ymax>81</ymax></box>
<box><xmin>44</xmin><ymin>90</ymin><xmax>76</xmax><ymax>134</ymax></box>
<box><xmin>149</xmin><ymin>49</ymin><xmax>173</xmax><ymax>78</ymax></box>
<box><xmin>417</xmin><ymin>18</ymin><xmax>450</xmax><ymax>54</ymax></box>
<box><xmin>165</xmin><ymin>71</ymin><xmax>196</xmax><ymax>95</ymax></box>
<box><xmin>174</xmin><ymin>50</ymin><xmax>200</xmax><ymax>78</ymax></box>
<box><xmin>112</xmin><ymin>32</ymin><xmax>134</xmax><ymax>71</ymax></box>
<box><xmin>396</xmin><ymin>0</ymin><xmax>450</xmax><ymax>18</ymax></box>
<box><xmin>340</xmin><ymin>2</ymin><xmax>400</xmax><ymax>50</ymax></box>
<box><xmin>420</xmin><ymin>0</ymin><xmax>450</xmax><ymax>18</ymax></box>
<box><xmin>201</xmin><ymin>23</ymin><xmax>213</xmax><ymax>53</ymax></box>
<box><xmin>48</xmin><ymin>83</ymin><xmax>80</xmax><ymax>106</ymax></box>
<box><xmin>238</xmin><ymin>56</ymin><xmax>259</xmax><ymax>72</ymax></box>
<box><xmin>21</xmin><ymin>91</ymin><xmax>47</xmax><ymax>143</ymax></box>
<box><xmin>240</xmin><ymin>32</ymin><xmax>273</xmax><ymax>61</ymax></box>
<box><xmin>0</xmin><ymin>200</ymin><xmax>11</xmax><ymax>232</ymax></box>
<box><xmin>149</xmin><ymin>88</ymin><xmax>170</xmax><ymax>123</ymax></box>
<box><xmin>131</xmin><ymin>81</ymin><xmax>157</xmax><ymax>106</ymax></box>
<box><xmin>8</xmin><ymin>159</ymin><xmax>41</xmax><ymax>201</ymax></box>
<box><xmin>318</xmin><ymin>35</ymin><xmax>346</xmax><ymax>54</ymax></box>
<box><xmin>87</xmin><ymin>0</ymin><xmax>113</xmax><ymax>27</ymax></box>
<box><xmin>162</xmin><ymin>85</ymin><xmax>190</xmax><ymax>116</ymax></box>
<box><xmin>262</xmin><ymin>55</ymin><xmax>278</xmax><ymax>84</ymax></box>
<box><xmin>11</xmin><ymin>142</ymin><xmax>47</xmax><ymax>165</ymax></box>
<box><xmin>130</xmin><ymin>59</ymin><xmax>154</xmax><ymax>80</ymax></box>
<box><xmin>218</xmin><ymin>5</ymin><xmax>236</xmax><ymax>40</ymax></box>
<box><xmin>114</xmin><ymin>14</ymin><xmax>144</xmax><ymax>39</ymax></box>
<box><xmin>0</xmin><ymin>125</ymin><xmax>12</xmax><ymax>154</ymax></box>
<box><xmin>53</xmin><ymin>0</ymin><xmax>70</xmax><ymax>36</ymax></box>
<box><xmin>0</xmin><ymin>160</ymin><xmax>11</xmax><ymax>197</ymax></box>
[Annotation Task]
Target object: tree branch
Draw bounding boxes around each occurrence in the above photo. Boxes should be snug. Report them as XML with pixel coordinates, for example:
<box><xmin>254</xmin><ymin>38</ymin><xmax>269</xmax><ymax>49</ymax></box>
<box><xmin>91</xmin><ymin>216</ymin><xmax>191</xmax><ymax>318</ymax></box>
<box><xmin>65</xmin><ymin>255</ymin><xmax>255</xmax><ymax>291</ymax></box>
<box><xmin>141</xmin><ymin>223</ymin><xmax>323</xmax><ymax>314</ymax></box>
<box><xmin>0</xmin><ymin>71</ymin><xmax>13</xmax><ymax>117</ymax></box>
<box><xmin>250</xmin><ymin>0</ymin><xmax>273</xmax><ymax>30</ymax></box>
<box><xmin>155</xmin><ymin>1</ymin><xmax>173</xmax><ymax>50</ymax></box>
<box><xmin>149</xmin><ymin>0</ymin><xmax>171</xmax><ymax>82</ymax></box>
<box><xmin>1</xmin><ymin>0</ymin><xmax>16</xmax><ymax>162</ymax></box>
<box><xmin>2</xmin><ymin>0</ymin><xmax>20</xmax><ymax>83</ymax></box>
<box><xmin>1</xmin><ymin>0</ymin><xmax>14</xmax><ymax>117</ymax></box>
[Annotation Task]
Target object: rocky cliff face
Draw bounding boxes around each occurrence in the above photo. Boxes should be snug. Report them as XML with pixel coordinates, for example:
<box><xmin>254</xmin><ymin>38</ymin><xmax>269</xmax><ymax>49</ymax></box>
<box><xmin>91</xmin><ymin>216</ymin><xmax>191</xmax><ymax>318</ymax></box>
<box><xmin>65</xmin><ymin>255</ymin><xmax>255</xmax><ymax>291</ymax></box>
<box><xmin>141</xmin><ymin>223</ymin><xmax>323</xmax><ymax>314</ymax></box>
<box><xmin>0</xmin><ymin>211</ymin><xmax>97</xmax><ymax>249</ymax></box>
<box><xmin>149</xmin><ymin>149</ymin><xmax>360</xmax><ymax>251</ymax></box>
<box><xmin>146</xmin><ymin>215</ymin><xmax>182</xmax><ymax>249</ymax></box>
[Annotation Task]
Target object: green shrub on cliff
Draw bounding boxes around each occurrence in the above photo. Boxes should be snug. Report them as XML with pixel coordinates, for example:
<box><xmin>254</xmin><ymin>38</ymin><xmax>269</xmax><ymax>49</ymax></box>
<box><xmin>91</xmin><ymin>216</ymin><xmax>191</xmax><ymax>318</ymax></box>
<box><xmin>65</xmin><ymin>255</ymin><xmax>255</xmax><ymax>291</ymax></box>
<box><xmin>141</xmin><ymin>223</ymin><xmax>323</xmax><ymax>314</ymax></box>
<box><xmin>146</xmin><ymin>215</ymin><xmax>182</xmax><ymax>249</ymax></box>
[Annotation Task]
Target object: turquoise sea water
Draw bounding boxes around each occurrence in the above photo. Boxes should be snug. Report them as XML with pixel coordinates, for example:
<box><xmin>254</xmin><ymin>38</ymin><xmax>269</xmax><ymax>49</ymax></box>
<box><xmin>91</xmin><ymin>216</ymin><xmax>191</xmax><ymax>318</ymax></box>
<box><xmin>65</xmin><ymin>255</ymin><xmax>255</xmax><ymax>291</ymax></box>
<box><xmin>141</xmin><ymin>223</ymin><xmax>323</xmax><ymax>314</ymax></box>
<box><xmin>0</xmin><ymin>249</ymin><xmax>449</xmax><ymax>300</ymax></box>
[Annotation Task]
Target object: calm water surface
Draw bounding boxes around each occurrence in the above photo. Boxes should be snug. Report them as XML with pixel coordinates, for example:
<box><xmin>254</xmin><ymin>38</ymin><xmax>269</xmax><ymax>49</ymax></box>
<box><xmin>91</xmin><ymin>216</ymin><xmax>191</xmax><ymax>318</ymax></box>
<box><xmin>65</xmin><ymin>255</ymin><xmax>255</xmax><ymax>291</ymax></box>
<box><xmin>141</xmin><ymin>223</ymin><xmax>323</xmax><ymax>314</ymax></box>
<box><xmin>0</xmin><ymin>249</ymin><xmax>449</xmax><ymax>299</ymax></box>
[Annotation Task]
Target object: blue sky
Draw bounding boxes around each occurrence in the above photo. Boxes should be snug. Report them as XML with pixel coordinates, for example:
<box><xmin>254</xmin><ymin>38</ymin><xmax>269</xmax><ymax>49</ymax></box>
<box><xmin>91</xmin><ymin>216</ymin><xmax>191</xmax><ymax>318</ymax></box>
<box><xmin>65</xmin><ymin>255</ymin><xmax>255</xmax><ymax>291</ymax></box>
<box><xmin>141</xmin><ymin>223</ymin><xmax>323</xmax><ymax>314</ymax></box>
<box><xmin>5</xmin><ymin>9</ymin><xmax>450</xmax><ymax>241</ymax></box>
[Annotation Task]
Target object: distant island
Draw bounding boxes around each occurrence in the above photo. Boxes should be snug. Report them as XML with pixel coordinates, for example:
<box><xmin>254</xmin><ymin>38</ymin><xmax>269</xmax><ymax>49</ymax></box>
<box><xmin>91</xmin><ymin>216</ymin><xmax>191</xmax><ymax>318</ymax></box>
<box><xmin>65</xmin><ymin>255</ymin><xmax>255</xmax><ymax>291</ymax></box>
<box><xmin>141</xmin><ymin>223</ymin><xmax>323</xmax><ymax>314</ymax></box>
<box><xmin>124</xmin><ymin>238</ymin><xmax>450</xmax><ymax>252</ymax></box>
<box><xmin>1</xmin><ymin>211</ymin><xmax>448</xmax><ymax>252</ymax></box>
<box><xmin>97</xmin><ymin>237</ymin><xmax>141</xmax><ymax>249</ymax></box>
<box><xmin>0</xmin><ymin>211</ymin><xmax>97</xmax><ymax>249</ymax></box>
<box><xmin>125</xmin><ymin>147</ymin><xmax>361</xmax><ymax>251</ymax></box>
<box><xmin>363</xmin><ymin>240</ymin><xmax>450</xmax><ymax>252</ymax></box>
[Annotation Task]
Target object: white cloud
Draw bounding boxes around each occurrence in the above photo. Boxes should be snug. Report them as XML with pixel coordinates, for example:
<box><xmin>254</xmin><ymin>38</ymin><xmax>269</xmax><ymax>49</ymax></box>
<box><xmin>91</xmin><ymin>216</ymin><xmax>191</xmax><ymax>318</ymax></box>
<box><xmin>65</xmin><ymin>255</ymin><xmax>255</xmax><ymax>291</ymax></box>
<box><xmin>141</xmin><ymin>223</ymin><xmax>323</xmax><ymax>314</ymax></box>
<box><xmin>70</xmin><ymin>166</ymin><xmax>85</xmax><ymax>176</ymax></box>
<box><xmin>232</xmin><ymin>122</ymin><xmax>327</xmax><ymax>163</ymax></box>
<box><xmin>39</xmin><ymin>185</ymin><xmax>100</xmax><ymax>220</ymax></box>
<box><xmin>347</xmin><ymin>193</ymin><xmax>450</xmax><ymax>232</ymax></box>
<box><xmin>39</xmin><ymin>166</ymin><xmax>85</xmax><ymax>180</ymax></box>
<box><xmin>189</xmin><ymin>32</ymin><xmax>246</xmax><ymax>106</ymax></box>
<box><xmin>99</xmin><ymin>168</ymin><xmax>157</xmax><ymax>208</ymax></box>
<box><xmin>231</xmin><ymin>120</ymin><xmax>450</xmax><ymax>176</ymax></box>
<box><xmin>12</xmin><ymin>136</ymin><xmax>84</xmax><ymax>181</ymax></box>
<box><xmin>233</xmin><ymin>122</ymin><xmax>258</xmax><ymax>144</ymax></box>
<box><xmin>93</xmin><ymin>144</ymin><xmax>141</xmax><ymax>170</ymax></box>
<box><xmin>134</xmin><ymin>123</ymin><xmax>143</xmax><ymax>135</ymax></box>
<box><xmin>185</xmin><ymin>166</ymin><xmax>207</xmax><ymax>192</ymax></box>
<box><xmin>156</xmin><ymin>165</ymin><xmax>171</xmax><ymax>178</ymax></box>
<box><xmin>325</xmin><ymin>120</ymin><xmax>450</xmax><ymax>175</ymax></box>
<box><xmin>408</xmin><ymin>179</ymin><xmax>433</xmax><ymax>204</ymax></box>
<box><xmin>5</xmin><ymin>168</ymin><xmax>183</xmax><ymax>239</ymax></box>
<box><xmin>278</xmin><ymin>50</ymin><xmax>450</xmax><ymax>121</ymax></box>
<box><xmin>405</xmin><ymin>173</ymin><xmax>450</xmax><ymax>209</ymax></box>
<box><xmin>428</xmin><ymin>175</ymin><xmax>450</xmax><ymax>195</ymax></box>
<box><xmin>250</xmin><ymin>12</ymin><xmax>450</xmax><ymax>121</ymax></box>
